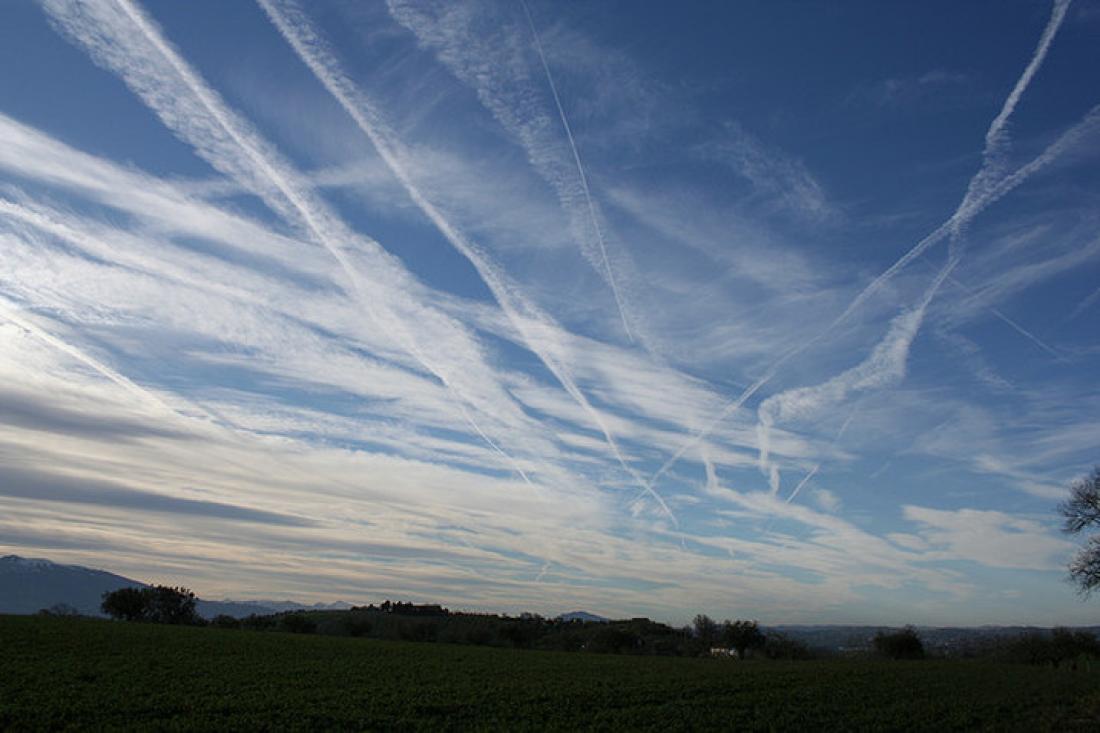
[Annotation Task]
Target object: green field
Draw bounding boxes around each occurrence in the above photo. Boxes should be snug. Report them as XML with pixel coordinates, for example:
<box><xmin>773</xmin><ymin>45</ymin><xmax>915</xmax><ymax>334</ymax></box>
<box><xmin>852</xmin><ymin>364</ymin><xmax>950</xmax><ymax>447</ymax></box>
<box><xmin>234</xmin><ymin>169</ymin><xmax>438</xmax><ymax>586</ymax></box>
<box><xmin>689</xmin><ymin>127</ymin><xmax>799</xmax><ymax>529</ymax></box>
<box><xmin>2</xmin><ymin>616</ymin><xmax>1100</xmax><ymax>731</ymax></box>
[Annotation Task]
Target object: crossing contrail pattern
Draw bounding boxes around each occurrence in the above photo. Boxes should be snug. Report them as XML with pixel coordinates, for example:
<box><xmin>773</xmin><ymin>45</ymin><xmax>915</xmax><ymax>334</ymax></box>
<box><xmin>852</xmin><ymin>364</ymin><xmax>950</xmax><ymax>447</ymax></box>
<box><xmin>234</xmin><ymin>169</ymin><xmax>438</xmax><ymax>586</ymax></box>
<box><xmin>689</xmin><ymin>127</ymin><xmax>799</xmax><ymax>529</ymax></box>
<box><xmin>648</xmin><ymin>0</ymin><xmax>1083</xmax><ymax>490</ymax></box>
<box><xmin>519</xmin><ymin>0</ymin><xmax>634</xmax><ymax>342</ymax></box>
<box><xmin>256</xmin><ymin>0</ymin><xmax>677</xmax><ymax>525</ymax></box>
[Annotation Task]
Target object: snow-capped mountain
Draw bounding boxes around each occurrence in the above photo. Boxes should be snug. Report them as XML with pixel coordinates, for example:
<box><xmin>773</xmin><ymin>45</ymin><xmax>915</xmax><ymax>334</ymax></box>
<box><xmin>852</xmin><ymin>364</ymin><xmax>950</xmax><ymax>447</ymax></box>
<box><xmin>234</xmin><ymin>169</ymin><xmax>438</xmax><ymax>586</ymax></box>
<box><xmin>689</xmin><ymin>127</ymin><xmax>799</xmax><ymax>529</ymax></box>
<box><xmin>0</xmin><ymin>554</ymin><xmax>345</xmax><ymax>618</ymax></box>
<box><xmin>1</xmin><ymin>554</ymin><xmax>144</xmax><ymax>616</ymax></box>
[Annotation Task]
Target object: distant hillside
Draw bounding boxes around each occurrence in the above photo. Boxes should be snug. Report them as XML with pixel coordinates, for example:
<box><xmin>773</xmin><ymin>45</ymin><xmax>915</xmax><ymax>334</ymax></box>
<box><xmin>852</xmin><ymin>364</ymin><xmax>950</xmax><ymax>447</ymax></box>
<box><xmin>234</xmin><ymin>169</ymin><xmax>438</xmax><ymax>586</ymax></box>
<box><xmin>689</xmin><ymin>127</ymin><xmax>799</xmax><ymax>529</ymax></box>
<box><xmin>557</xmin><ymin>611</ymin><xmax>608</xmax><ymax>623</ymax></box>
<box><xmin>768</xmin><ymin>624</ymin><xmax>1100</xmax><ymax>653</ymax></box>
<box><xmin>231</xmin><ymin>599</ymin><xmax>354</xmax><ymax>614</ymax></box>
<box><xmin>1</xmin><ymin>555</ymin><xmax>145</xmax><ymax>617</ymax></box>
<box><xmin>0</xmin><ymin>555</ymin><xmax>322</xmax><ymax>619</ymax></box>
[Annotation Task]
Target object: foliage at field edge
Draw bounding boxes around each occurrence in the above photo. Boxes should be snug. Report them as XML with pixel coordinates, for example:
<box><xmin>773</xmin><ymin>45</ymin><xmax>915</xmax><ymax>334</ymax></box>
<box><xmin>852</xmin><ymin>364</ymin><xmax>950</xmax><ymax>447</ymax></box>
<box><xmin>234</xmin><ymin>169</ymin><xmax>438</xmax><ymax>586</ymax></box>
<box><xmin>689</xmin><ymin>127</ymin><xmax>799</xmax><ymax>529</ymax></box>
<box><xmin>92</xmin><ymin>586</ymin><xmax>1100</xmax><ymax>667</ymax></box>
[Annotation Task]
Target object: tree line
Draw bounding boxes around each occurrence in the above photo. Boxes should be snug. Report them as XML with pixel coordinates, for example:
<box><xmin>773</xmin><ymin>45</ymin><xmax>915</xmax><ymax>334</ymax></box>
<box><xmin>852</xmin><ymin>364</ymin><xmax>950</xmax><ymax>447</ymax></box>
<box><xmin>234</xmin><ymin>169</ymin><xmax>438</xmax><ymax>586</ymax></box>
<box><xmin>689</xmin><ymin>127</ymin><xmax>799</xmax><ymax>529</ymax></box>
<box><xmin>96</xmin><ymin>586</ymin><xmax>815</xmax><ymax>659</ymax></box>
<box><xmin>91</xmin><ymin>586</ymin><xmax>1100</xmax><ymax>666</ymax></box>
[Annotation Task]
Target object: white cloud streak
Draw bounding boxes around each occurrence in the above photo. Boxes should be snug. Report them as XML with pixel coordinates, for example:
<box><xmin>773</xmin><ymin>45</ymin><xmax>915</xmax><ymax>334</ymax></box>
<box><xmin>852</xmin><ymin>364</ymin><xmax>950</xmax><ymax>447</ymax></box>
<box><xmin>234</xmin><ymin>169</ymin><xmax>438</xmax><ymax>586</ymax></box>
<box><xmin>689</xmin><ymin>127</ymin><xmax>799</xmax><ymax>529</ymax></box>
<box><xmin>1</xmin><ymin>0</ymin><xmax>1093</xmax><ymax>624</ymax></box>
<box><xmin>519</xmin><ymin>0</ymin><xmax>633</xmax><ymax>340</ymax></box>
<box><xmin>255</xmin><ymin>0</ymin><xmax>676</xmax><ymax>524</ymax></box>
<box><xmin>38</xmin><ymin>0</ymin><xmax>551</xmax><ymax>485</ymax></box>
<box><xmin>649</xmin><ymin>7</ymin><xmax>1090</xmax><ymax>488</ymax></box>
<box><xmin>757</xmin><ymin>260</ymin><xmax>956</xmax><ymax>492</ymax></box>
<box><xmin>960</xmin><ymin>0</ymin><xmax>1073</xmax><ymax>227</ymax></box>
<box><xmin>386</xmin><ymin>0</ymin><xmax>641</xmax><ymax>341</ymax></box>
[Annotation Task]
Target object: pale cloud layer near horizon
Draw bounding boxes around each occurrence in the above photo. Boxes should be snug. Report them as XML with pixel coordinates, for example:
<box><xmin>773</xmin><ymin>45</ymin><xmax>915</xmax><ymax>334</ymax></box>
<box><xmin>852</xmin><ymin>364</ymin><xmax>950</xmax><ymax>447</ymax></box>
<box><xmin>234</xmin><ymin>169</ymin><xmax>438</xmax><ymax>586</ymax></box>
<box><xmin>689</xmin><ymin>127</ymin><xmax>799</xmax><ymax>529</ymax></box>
<box><xmin>0</xmin><ymin>0</ymin><xmax>1098</xmax><ymax>625</ymax></box>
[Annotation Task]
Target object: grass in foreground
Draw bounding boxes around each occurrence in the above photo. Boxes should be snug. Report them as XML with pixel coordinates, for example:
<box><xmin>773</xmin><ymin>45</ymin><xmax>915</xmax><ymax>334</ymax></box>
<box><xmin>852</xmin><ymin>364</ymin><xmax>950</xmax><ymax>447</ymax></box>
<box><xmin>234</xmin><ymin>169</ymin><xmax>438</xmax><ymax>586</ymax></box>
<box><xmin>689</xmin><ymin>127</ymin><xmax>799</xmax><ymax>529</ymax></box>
<box><xmin>2</xmin><ymin>615</ymin><xmax>1100</xmax><ymax>731</ymax></box>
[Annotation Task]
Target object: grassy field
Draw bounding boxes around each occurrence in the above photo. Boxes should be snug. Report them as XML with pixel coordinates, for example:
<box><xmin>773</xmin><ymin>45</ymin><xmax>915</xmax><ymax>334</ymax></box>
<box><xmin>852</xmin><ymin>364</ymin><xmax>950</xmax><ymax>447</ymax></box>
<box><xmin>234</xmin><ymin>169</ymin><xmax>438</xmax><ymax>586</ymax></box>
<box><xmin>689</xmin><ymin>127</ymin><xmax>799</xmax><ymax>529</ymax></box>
<box><xmin>2</xmin><ymin>615</ymin><xmax>1100</xmax><ymax>731</ymax></box>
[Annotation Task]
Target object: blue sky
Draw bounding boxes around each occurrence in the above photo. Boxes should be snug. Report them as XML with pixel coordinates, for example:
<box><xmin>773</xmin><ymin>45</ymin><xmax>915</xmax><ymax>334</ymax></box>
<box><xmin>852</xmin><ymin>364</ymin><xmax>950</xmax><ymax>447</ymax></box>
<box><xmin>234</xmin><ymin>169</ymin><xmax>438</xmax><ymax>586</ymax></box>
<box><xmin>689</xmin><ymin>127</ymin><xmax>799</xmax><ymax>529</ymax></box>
<box><xmin>0</xmin><ymin>0</ymin><xmax>1098</xmax><ymax>625</ymax></box>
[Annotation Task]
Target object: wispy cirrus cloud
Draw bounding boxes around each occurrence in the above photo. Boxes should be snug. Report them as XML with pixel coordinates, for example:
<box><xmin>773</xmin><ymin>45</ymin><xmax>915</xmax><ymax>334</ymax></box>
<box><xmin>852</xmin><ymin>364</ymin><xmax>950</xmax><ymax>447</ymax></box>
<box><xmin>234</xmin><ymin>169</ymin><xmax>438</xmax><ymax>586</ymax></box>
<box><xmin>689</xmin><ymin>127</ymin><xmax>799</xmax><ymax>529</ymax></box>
<box><xmin>902</xmin><ymin>505</ymin><xmax>1072</xmax><ymax>571</ymax></box>
<box><xmin>38</xmin><ymin>0</ymin><xmax>570</xmax><ymax>488</ymax></box>
<box><xmin>0</xmin><ymin>0</ymin><xmax>1096</xmax><ymax>625</ymax></box>
<box><xmin>386</xmin><ymin>0</ymin><xmax>641</xmax><ymax>341</ymax></box>
<box><xmin>255</xmin><ymin>0</ymin><xmax>677</xmax><ymax>522</ymax></box>
<box><xmin>694</xmin><ymin>121</ymin><xmax>835</xmax><ymax>224</ymax></box>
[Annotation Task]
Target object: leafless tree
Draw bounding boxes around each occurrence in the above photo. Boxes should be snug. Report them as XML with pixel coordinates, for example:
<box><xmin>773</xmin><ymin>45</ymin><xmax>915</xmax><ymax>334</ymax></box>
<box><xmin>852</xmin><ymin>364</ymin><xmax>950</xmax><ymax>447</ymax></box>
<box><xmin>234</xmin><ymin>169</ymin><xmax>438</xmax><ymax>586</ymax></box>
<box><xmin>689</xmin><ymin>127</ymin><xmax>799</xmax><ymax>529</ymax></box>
<box><xmin>1059</xmin><ymin>467</ymin><xmax>1100</xmax><ymax>595</ymax></box>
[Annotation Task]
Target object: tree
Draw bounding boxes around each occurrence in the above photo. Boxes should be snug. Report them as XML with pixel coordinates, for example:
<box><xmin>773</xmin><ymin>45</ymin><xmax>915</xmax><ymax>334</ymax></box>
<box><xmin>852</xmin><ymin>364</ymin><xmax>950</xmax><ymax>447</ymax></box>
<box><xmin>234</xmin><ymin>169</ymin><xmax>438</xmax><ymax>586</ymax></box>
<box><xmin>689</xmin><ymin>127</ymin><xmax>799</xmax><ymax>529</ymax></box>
<box><xmin>101</xmin><ymin>586</ymin><xmax>150</xmax><ymax>621</ymax></box>
<box><xmin>100</xmin><ymin>585</ymin><xmax>200</xmax><ymax>625</ymax></box>
<box><xmin>146</xmin><ymin>586</ymin><xmax>199</xmax><ymax>625</ymax></box>
<box><xmin>587</xmin><ymin>626</ymin><xmax>640</xmax><ymax>654</ymax></box>
<box><xmin>500</xmin><ymin>618</ymin><xmax>540</xmax><ymax>648</ymax></box>
<box><xmin>873</xmin><ymin>626</ymin><xmax>924</xmax><ymax>660</ymax></box>
<box><xmin>722</xmin><ymin>620</ymin><xmax>765</xmax><ymax>659</ymax></box>
<box><xmin>1059</xmin><ymin>467</ymin><xmax>1100</xmax><ymax>595</ymax></box>
<box><xmin>210</xmin><ymin>614</ymin><xmax>241</xmax><ymax>630</ymax></box>
<box><xmin>280</xmin><ymin>612</ymin><xmax>317</xmax><ymax>634</ymax></box>
<box><xmin>762</xmin><ymin>632</ymin><xmax>812</xmax><ymax>660</ymax></box>
<box><xmin>692</xmin><ymin>614</ymin><xmax>720</xmax><ymax>649</ymax></box>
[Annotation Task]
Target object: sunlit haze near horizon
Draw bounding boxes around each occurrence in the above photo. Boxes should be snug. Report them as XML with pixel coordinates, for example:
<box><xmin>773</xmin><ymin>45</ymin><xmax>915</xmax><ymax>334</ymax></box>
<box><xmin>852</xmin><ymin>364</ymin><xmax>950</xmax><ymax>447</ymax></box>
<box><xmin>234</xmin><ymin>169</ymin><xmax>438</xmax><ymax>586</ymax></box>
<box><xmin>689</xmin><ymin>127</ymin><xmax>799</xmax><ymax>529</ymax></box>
<box><xmin>1</xmin><ymin>0</ymin><xmax>1099</xmax><ymax>626</ymax></box>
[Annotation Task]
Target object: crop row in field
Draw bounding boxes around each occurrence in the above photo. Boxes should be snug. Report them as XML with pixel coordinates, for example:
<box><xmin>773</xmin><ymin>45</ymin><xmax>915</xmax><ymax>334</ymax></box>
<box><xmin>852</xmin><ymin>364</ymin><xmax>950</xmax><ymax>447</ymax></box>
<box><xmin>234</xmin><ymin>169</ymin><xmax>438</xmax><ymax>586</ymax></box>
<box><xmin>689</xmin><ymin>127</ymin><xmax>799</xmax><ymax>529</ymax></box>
<box><xmin>2</xmin><ymin>615</ymin><xmax>1100</xmax><ymax>730</ymax></box>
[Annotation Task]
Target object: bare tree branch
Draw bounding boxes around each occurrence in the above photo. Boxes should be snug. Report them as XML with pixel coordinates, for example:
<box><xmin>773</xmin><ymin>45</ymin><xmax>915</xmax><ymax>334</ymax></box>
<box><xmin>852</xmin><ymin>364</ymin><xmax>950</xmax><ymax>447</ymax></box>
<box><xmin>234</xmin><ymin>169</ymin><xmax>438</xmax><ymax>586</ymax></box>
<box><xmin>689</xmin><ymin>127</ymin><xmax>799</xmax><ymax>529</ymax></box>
<box><xmin>1058</xmin><ymin>467</ymin><xmax>1100</xmax><ymax>534</ymax></box>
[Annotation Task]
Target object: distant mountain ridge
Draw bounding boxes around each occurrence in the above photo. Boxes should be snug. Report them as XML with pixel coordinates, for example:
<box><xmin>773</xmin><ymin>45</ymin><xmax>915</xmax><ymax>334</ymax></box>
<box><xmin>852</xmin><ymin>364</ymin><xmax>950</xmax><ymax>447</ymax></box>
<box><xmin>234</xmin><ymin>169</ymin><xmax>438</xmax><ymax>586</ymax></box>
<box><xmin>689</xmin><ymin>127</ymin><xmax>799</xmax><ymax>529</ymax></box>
<box><xmin>0</xmin><ymin>555</ymin><xmax>347</xmax><ymax>619</ymax></box>
<box><xmin>557</xmin><ymin>610</ymin><xmax>609</xmax><ymax>623</ymax></box>
<box><xmin>6</xmin><ymin>555</ymin><xmax>1100</xmax><ymax>647</ymax></box>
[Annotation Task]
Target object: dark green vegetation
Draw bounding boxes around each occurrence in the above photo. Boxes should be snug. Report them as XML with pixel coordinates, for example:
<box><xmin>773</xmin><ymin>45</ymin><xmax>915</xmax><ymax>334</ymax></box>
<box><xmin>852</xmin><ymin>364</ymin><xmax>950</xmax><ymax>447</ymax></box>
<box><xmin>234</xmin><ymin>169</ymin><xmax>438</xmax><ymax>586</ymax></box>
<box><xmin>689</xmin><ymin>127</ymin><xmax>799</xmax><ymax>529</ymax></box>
<box><xmin>873</xmin><ymin>626</ymin><xmax>925</xmax><ymax>660</ymax></box>
<box><xmin>101</xmin><ymin>589</ymin><xmax>798</xmax><ymax>660</ymax></box>
<box><xmin>99</xmin><ymin>586</ymin><xmax>199</xmax><ymax>625</ymax></box>
<box><xmin>4</xmin><ymin>616</ymin><xmax>1100</xmax><ymax>731</ymax></box>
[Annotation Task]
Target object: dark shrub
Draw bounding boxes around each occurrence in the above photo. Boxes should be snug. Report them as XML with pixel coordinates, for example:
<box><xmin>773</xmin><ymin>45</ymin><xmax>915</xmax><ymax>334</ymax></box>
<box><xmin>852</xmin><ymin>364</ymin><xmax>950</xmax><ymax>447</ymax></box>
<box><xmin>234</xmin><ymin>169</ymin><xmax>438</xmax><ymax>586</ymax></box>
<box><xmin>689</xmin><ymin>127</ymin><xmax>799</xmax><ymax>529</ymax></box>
<box><xmin>399</xmin><ymin>620</ymin><xmax>438</xmax><ymax>643</ymax></box>
<box><xmin>500</xmin><ymin>620</ymin><xmax>540</xmax><ymax>649</ymax></box>
<box><xmin>1002</xmin><ymin>629</ymin><xmax>1100</xmax><ymax>666</ymax></box>
<box><xmin>146</xmin><ymin>586</ymin><xmax>200</xmax><ymax>625</ymax></box>
<box><xmin>101</xmin><ymin>586</ymin><xmax>200</xmax><ymax>625</ymax></box>
<box><xmin>873</xmin><ymin>626</ymin><xmax>925</xmax><ymax>660</ymax></box>
<box><xmin>211</xmin><ymin>614</ymin><xmax>241</xmax><ymax>630</ymax></box>
<box><xmin>343</xmin><ymin>615</ymin><xmax>373</xmax><ymax>638</ymax></box>
<box><xmin>281</xmin><ymin>613</ymin><xmax>317</xmax><ymax>634</ymax></box>
<box><xmin>101</xmin><ymin>587</ymin><xmax>150</xmax><ymax>621</ymax></box>
<box><xmin>587</xmin><ymin>626</ymin><xmax>640</xmax><ymax>654</ymax></box>
<box><xmin>241</xmin><ymin>614</ymin><xmax>276</xmax><ymax>631</ymax></box>
<box><xmin>722</xmin><ymin>620</ymin><xmax>765</xmax><ymax>659</ymax></box>
<box><xmin>763</xmin><ymin>632</ymin><xmax>813</xmax><ymax>660</ymax></box>
<box><xmin>464</xmin><ymin>624</ymin><xmax>495</xmax><ymax>646</ymax></box>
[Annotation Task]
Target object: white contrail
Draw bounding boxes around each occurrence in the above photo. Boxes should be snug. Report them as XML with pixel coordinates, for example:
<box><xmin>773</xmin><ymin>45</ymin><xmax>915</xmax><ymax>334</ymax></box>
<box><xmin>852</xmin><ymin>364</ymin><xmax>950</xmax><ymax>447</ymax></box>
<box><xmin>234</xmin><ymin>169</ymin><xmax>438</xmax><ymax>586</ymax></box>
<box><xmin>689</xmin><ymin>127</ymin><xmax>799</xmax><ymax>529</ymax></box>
<box><xmin>831</xmin><ymin>0</ymin><xmax>1075</xmax><ymax>329</ymax></box>
<box><xmin>1069</xmin><ymin>285</ymin><xmax>1100</xmax><ymax>321</ymax></box>
<box><xmin>0</xmin><ymin>294</ymin><xmax>395</xmax><ymax>507</ymax></box>
<box><xmin>989</xmin><ymin>307</ymin><xmax>1064</xmax><ymax>361</ymax></box>
<box><xmin>647</xmin><ymin>368</ymin><xmax>777</xmax><ymax>490</ymax></box>
<box><xmin>385</xmin><ymin>0</ymin><xmax>642</xmax><ymax>344</ymax></box>
<box><xmin>455</xmin><ymin>401</ymin><xmax>534</xmax><ymax>488</ymax></box>
<box><xmin>784</xmin><ymin>403</ymin><xmax>858</xmax><ymax>504</ymax></box>
<box><xmin>648</xmin><ymin>6</ymin><xmax>1089</xmax><ymax>487</ymax></box>
<box><xmin>1</xmin><ymin>194</ymin><xmax>549</xmax><ymax>495</ymax></box>
<box><xmin>256</xmin><ymin>0</ymin><xmax>677</xmax><ymax>524</ymax></box>
<box><xmin>519</xmin><ymin>0</ymin><xmax>633</xmax><ymax>341</ymax></box>
<box><xmin>654</xmin><ymin>98</ymin><xmax>1098</xmax><ymax>491</ymax></box>
<box><xmin>954</xmin><ymin>0</ymin><xmax>1071</xmax><ymax>248</ymax></box>
<box><xmin>757</xmin><ymin>258</ymin><xmax>957</xmax><ymax>490</ymax></box>
<box><xmin>969</xmin><ymin>0</ymin><xmax>1072</xmax><ymax>191</ymax></box>
<box><xmin>0</xmin><ymin>297</ymin><xmax>175</xmax><ymax>414</ymax></box>
<box><xmin>785</xmin><ymin>465</ymin><xmax>819</xmax><ymax>505</ymax></box>
<box><xmin>932</xmin><ymin>265</ymin><xmax>1065</xmax><ymax>361</ymax></box>
<box><xmin>40</xmin><ymin>0</ymin><xmax>539</xmax><ymax>484</ymax></box>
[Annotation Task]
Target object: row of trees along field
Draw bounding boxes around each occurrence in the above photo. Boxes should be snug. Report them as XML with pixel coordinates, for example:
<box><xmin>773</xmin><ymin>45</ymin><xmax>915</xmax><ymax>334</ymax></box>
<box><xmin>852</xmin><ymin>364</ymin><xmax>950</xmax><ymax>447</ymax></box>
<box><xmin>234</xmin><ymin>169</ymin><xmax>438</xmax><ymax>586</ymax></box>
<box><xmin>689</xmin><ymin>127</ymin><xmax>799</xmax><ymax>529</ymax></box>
<box><xmin>95</xmin><ymin>588</ymin><xmax>799</xmax><ymax>658</ymax></box>
<box><xmin>90</xmin><ymin>587</ymin><xmax>1100</xmax><ymax>666</ymax></box>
